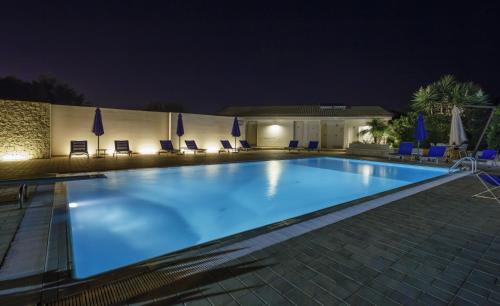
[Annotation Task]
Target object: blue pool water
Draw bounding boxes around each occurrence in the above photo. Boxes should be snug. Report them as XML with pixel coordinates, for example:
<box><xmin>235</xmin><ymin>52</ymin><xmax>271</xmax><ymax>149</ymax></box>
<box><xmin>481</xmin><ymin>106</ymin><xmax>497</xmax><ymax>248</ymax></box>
<box><xmin>65</xmin><ymin>157</ymin><xmax>447</xmax><ymax>278</ymax></box>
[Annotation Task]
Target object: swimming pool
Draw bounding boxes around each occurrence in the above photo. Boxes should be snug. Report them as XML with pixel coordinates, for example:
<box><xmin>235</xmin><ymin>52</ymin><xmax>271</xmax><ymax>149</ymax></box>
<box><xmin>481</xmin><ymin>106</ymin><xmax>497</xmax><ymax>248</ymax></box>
<box><xmin>65</xmin><ymin>157</ymin><xmax>448</xmax><ymax>278</ymax></box>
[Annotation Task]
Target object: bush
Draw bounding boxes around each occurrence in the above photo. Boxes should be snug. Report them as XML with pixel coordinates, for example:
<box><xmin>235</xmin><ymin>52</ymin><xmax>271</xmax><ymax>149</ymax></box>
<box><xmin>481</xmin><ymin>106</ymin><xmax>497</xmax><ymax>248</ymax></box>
<box><xmin>486</xmin><ymin>108</ymin><xmax>500</xmax><ymax>149</ymax></box>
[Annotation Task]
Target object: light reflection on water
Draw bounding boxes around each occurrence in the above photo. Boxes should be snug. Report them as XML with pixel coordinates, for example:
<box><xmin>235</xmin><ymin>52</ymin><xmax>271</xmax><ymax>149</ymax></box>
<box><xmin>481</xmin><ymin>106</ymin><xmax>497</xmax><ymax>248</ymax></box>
<box><xmin>266</xmin><ymin>160</ymin><xmax>283</xmax><ymax>197</ymax></box>
<box><xmin>66</xmin><ymin>157</ymin><xmax>448</xmax><ymax>278</ymax></box>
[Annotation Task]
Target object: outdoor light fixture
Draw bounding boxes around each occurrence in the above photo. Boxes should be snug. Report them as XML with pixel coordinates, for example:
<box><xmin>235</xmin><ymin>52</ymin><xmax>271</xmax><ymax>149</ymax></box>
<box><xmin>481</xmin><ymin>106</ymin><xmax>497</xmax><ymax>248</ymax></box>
<box><xmin>1</xmin><ymin>151</ymin><xmax>30</xmax><ymax>161</ymax></box>
<box><xmin>69</xmin><ymin>202</ymin><xmax>78</xmax><ymax>208</ymax></box>
<box><xmin>138</xmin><ymin>146</ymin><xmax>156</xmax><ymax>155</ymax></box>
<box><xmin>268</xmin><ymin>124</ymin><xmax>282</xmax><ymax>136</ymax></box>
<box><xmin>206</xmin><ymin>145</ymin><xmax>219</xmax><ymax>153</ymax></box>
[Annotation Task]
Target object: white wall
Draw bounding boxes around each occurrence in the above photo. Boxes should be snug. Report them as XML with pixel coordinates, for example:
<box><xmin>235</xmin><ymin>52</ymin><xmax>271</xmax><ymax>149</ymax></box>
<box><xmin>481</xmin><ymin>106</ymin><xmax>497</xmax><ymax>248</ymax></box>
<box><xmin>344</xmin><ymin>118</ymin><xmax>391</xmax><ymax>147</ymax></box>
<box><xmin>256</xmin><ymin>120</ymin><xmax>294</xmax><ymax>147</ymax></box>
<box><xmin>170</xmin><ymin>113</ymin><xmax>244</xmax><ymax>152</ymax></box>
<box><xmin>51</xmin><ymin>105</ymin><xmax>169</xmax><ymax>156</ymax></box>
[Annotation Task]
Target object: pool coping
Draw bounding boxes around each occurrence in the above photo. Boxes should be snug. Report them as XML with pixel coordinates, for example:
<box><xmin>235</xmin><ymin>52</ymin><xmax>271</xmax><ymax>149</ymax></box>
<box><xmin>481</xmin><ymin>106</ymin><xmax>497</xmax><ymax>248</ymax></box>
<box><xmin>46</xmin><ymin>157</ymin><xmax>466</xmax><ymax>282</ymax></box>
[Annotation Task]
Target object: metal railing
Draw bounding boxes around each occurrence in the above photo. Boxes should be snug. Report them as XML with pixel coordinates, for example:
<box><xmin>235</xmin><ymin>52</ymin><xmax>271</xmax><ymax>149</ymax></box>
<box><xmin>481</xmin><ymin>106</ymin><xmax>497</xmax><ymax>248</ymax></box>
<box><xmin>0</xmin><ymin>174</ymin><xmax>107</xmax><ymax>209</ymax></box>
<box><xmin>18</xmin><ymin>184</ymin><xmax>28</xmax><ymax>209</ymax></box>
<box><xmin>449</xmin><ymin>156</ymin><xmax>477</xmax><ymax>174</ymax></box>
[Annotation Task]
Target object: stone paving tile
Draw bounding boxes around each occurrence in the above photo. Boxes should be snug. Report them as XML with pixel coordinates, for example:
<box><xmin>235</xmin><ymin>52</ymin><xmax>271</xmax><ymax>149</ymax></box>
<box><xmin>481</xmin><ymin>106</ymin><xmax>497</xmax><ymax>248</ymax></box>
<box><xmin>1</xmin><ymin>154</ymin><xmax>500</xmax><ymax>305</ymax></box>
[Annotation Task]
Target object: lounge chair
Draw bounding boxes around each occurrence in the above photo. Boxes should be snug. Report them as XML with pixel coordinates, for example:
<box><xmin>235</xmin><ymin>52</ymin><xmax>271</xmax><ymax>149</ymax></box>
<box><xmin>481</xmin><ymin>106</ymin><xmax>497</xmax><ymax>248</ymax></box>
<box><xmin>420</xmin><ymin>146</ymin><xmax>447</xmax><ymax>164</ymax></box>
<box><xmin>305</xmin><ymin>141</ymin><xmax>320</xmax><ymax>152</ymax></box>
<box><xmin>185</xmin><ymin>140</ymin><xmax>207</xmax><ymax>154</ymax></box>
<box><xmin>473</xmin><ymin>172</ymin><xmax>500</xmax><ymax>204</ymax></box>
<box><xmin>69</xmin><ymin>140</ymin><xmax>89</xmax><ymax>158</ymax></box>
<box><xmin>219</xmin><ymin>140</ymin><xmax>235</xmax><ymax>153</ymax></box>
<box><xmin>239</xmin><ymin>140</ymin><xmax>254</xmax><ymax>151</ymax></box>
<box><xmin>476</xmin><ymin>149</ymin><xmax>498</xmax><ymax>167</ymax></box>
<box><xmin>288</xmin><ymin>140</ymin><xmax>299</xmax><ymax>152</ymax></box>
<box><xmin>388</xmin><ymin>142</ymin><xmax>414</xmax><ymax>160</ymax></box>
<box><xmin>113</xmin><ymin>140</ymin><xmax>132</xmax><ymax>157</ymax></box>
<box><xmin>158</xmin><ymin>140</ymin><xmax>177</xmax><ymax>154</ymax></box>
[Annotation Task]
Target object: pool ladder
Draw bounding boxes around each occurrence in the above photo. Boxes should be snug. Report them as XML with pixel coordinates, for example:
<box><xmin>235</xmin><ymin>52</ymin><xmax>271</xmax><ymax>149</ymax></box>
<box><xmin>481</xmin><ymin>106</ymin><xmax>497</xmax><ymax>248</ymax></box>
<box><xmin>449</xmin><ymin>157</ymin><xmax>477</xmax><ymax>174</ymax></box>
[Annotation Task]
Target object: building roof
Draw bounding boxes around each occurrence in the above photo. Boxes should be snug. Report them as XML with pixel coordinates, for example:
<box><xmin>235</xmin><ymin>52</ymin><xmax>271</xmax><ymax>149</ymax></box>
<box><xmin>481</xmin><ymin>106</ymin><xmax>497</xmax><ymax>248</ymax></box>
<box><xmin>219</xmin><ymin>105</ymin><xmax>393</xmax><ymax>118</ymax></box>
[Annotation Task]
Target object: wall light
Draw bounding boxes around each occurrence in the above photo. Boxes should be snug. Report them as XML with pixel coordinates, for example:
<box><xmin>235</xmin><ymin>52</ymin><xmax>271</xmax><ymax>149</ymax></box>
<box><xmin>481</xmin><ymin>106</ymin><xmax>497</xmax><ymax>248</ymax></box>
<box><xmin>268</xmin><ymin>124</ymin><xmax>282</xmax><ymax>136</ymax></box>
<box><xmin>69</xmin><ymin>202</ymin><xmax>78</xmax><ymax>208</ymax></box>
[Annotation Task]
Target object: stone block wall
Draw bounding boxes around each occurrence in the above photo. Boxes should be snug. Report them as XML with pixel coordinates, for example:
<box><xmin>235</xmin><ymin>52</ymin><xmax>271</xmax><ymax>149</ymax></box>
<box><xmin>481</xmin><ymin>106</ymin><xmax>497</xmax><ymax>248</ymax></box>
<box><xmin>0</xmin><ymin>100</ymin><xmax>51</xmax><ymax>159</ymax></box>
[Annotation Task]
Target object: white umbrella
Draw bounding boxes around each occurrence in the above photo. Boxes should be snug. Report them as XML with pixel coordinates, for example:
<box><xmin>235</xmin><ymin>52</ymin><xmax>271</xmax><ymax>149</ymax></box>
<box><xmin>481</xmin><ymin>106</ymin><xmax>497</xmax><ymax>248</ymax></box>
<box><xmin>449</xmin><ymin>105</ymin><xmax>467</xmax><ymax>145</ymax></box>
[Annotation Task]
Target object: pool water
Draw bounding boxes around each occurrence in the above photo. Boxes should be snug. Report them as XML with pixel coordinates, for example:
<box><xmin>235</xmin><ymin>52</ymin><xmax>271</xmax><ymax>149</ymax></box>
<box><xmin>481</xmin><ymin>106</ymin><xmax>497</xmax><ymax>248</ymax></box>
<box><xmin>65</xmin><ymin>157</ymin><xmax>448</xmax><ymax>278</ymax></box>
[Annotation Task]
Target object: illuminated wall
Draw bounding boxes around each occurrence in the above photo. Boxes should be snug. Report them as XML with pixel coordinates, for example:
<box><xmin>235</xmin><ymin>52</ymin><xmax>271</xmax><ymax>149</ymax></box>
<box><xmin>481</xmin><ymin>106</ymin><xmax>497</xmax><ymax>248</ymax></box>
<box><xmin>170</xmin><ymin>112</ymin><xmax>244</xmax><ymax>153</ymax></box>
<box><xmin>51</xmin><ymin>105</ymin><xmax>169</xmax><ymax>156</ymax></box>
<box><xmin>0</xmin><ymin>100</ymin><xmax>51</xmax><ymax>160</ymax></box>
<box><xmin>256</xmin><ymin>121</ymin><xmax>294</xmax><ymax>147</ymax></box>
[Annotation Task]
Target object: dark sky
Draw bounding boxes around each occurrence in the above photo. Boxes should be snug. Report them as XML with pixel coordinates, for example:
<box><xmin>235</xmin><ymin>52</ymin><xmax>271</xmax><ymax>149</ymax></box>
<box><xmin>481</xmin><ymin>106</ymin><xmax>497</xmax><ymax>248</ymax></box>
<box><xmin>1</xmin><ymin>1</ymin><xmax>499</xmax><ymax>113</ymax></box>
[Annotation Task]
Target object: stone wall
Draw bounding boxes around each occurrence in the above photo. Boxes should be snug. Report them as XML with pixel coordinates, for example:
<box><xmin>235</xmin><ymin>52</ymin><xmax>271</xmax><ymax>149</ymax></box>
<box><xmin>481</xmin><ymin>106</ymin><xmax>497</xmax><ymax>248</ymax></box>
<box><xmin>0</xmin><ymin>100</ymin><xmax>51</xmax><ymax>159</ymax></box>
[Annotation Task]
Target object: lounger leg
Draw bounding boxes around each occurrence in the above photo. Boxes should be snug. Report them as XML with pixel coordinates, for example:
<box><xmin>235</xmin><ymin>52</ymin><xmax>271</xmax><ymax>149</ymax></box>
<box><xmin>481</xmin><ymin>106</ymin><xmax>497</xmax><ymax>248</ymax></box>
<box><xmin>473</xmin><ymin>173</ymin><xmax>500</xmax><ymax>204</ymax></box>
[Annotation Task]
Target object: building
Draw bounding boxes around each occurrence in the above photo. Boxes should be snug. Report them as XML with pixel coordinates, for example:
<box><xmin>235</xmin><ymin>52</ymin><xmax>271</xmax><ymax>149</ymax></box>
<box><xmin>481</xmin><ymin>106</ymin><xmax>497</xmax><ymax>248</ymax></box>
<box><xmin>0</xmin><ymin>100</ymin><xmax>392</xmax><ymax>160</ymax></box>
<box><xmin>219</xmin><ymin>105</ymin><xmax>393</xmax><ymax>149</ymax></box>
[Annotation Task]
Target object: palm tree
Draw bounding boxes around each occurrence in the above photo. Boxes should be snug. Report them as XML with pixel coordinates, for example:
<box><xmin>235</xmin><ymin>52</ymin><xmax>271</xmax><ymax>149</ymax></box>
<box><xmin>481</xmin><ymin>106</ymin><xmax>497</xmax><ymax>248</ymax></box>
<box><xmin>411</xmin><ymin>75</ymin><xmax>489</xmax><ymax>115</ymax></box>
<box><xmin>359</xmin><ymin>119</ymin><xmax>388</xmax><ymax>144</ymax></box>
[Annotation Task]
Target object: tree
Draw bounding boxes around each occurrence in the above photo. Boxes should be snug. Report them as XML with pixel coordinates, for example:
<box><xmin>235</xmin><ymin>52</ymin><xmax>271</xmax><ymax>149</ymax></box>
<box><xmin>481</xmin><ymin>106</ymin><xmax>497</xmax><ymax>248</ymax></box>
<box><xmin>408</xmin><ymin>75</ymin><xmax>490</xmax><ymax>145</ymax></box>
<box><xmin>0</xmin><ymin>75</ymin><xmax>86</xmax><ymax>105</ymax></box>
<box><xmin>359</xmin><ymin>119</ymin><xmax>388</xmax><ymax>144</ymax></box>
<box><xmin>412</xmin><ymin>75</ymin><xmax>489</xmax><ymax>116</ymax></box>
<box><xmin>386</xmin><ymin>113</ymin><xmax>416</xmax><ymax>146</ymax></box>
<box><xmin>486</xmin><ymin>107</ymin><xmax>500</xmax><ymax>149</ymax></box>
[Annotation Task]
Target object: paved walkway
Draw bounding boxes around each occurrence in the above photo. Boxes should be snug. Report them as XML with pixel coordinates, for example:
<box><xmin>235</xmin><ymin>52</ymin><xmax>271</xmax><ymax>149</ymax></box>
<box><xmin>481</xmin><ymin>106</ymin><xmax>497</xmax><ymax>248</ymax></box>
<box><xmin>0</xmin><ymin>152</ymin><xmax>498</xmax><ymax>305</ymax></box>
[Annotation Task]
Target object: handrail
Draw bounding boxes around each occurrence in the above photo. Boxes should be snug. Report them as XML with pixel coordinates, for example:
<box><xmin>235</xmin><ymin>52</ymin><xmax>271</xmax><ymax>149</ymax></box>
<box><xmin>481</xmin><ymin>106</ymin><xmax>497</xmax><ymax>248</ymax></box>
<box><xmin>2</xmin><ymin>174</ymin><xmax>107</xmax><ymax>209</ymax></box>
<box><xmin>449</xmin><ymin>156</ymin><xmax>477</xmax><ymax>173</ymax></box>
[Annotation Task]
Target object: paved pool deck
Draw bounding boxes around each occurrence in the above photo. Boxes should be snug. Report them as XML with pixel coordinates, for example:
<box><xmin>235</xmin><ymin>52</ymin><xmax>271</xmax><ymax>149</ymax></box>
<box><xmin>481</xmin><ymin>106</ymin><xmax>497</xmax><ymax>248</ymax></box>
<box><xmin>0</xmin><ymin>152</ymin><xmax>499</xmax><ymax>305</ymax></box>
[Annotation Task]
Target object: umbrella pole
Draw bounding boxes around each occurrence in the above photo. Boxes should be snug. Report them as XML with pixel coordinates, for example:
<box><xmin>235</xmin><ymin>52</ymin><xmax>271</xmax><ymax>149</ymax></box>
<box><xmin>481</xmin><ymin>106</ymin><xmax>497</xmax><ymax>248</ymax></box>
<box><xmin>234</xmin><ymin>137</ymin><xmax>237</xmax><ymax>153</ymax></box>
<box><xmin>97</xmin><ymin>136</ymin><xmax>100</xmax><ymax>158</ymax></box>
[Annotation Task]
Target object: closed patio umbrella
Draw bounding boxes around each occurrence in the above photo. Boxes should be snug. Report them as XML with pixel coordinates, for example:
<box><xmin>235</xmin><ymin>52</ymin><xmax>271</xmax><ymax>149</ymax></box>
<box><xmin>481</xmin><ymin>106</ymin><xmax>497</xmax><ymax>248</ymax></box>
<box><xmin>92</xmin><ymin>108</ymin><xmax>104</xmax><ymax>157</ymax></box>
<box><xmin>449</xmin><ymin>105</ymin><xmax>467</xmax><ymax>146</ymax></box>
<box><xmin>176</xmin><ymin>113</ymin><xmax>184</xmax><ymax>153</ymax></box>
<box><xmin>231</xmin><ymin>117</ymin><xmax>241</xmax><ymax>152</ymax></box>
<box><xmin>414</xmin><ymin>112</ymin><xmax>427</xmax><ymax>157</ymax></box>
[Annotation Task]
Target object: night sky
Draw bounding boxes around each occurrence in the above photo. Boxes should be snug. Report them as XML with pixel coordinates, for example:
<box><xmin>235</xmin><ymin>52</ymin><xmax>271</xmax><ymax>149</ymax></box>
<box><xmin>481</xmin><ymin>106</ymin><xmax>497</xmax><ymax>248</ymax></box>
<box><xmin>1</xmin><ymin>1</ymin><xmax>499</xmax><ymax>113</ymax></box>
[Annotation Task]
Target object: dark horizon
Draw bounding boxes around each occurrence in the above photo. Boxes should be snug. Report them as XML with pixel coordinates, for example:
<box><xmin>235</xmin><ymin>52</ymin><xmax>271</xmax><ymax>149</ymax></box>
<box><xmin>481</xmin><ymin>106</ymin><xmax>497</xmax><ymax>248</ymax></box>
<box><xmin>1</xmin><ymin>1</ymin><xmax>499</xmax><ymax>113</ymax></box>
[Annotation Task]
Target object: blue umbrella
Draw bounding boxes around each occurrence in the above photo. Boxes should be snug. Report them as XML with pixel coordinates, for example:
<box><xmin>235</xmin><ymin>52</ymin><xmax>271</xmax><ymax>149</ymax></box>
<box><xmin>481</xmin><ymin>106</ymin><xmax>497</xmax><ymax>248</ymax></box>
<box><xmin>414</xmin><ymin>112</ymin><xmax>427</xmax><ymax>156</ymax></box>
<box><xmin>92</xmin><ymin>108</ymin><xmax>104</xmax><ymax>157</ymax></box>
<box><xmin>176</xmin><ymin>113</ymin><xmax>184</xmax><ymax>152</ymax></box>
<box><xmin>231</xmin><ymin>117</ymin><xmax>241</xmax><ymax>152</ymax></box>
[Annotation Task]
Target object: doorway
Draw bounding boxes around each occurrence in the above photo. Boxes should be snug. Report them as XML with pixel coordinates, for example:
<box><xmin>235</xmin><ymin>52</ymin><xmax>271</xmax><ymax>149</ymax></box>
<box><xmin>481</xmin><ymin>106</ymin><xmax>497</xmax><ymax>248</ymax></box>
<box><xmin>246</xmin><ymin>121</ymin><xmax>257</xmax><ymax>146</ymax></box>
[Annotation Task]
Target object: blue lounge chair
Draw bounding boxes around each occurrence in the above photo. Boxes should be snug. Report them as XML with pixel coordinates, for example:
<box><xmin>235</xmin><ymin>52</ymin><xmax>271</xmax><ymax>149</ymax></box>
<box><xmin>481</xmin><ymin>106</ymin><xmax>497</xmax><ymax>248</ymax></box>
<box><xmin>219</xmin><ymin>140</ymin><xmax>234</xmax><ymax>153</ymax></box>
<box><xmin>69</xmin><ymin>140</ymin><xmax>89</xmax><ymax>158</ymax></box>
<box><xmin>306</xmin><ymin>141</ymin><xmax>320</xmax><ymax>152</ymax></box>
<box><xmin>388</xmin><ymin>142</ymin><xmax>414</xmax><ymax>160</ymax></box>
<box><xmin>476</xmin><ymin>149</ymin><xmax>498</xmax><ymax>166</ymax></box>
<box><xmin>239</xmin><ymin>140</ymin><xmax>254</xmax><ymax>151</ymax></box>
<box><xmin>288</xmin><ymin>140</ymin><xmax>299</xmax><ymax>152</ymax></box>
<box><xmin>113</xmin><ymin>140</ymin><xmax>132</xmax><ymax>157</ymax></box>
<box><xmin>158</xmin><ymin>140</ymin><xmax>177</xmax><ymax>154</ymax></box>
<box><xmin>473</xmin><ymin>172</ymin><xmax>500</xmax><ymax>204</ymax></box>
<box><xmin>420</xmin><ymin>146</ymin><xmax>447</xmax><ymax>164</ymax></box>
<box><xmin>185</xmin><ymin>140</ymin><xmax>207</xmax><ymax>154</ymax></box>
